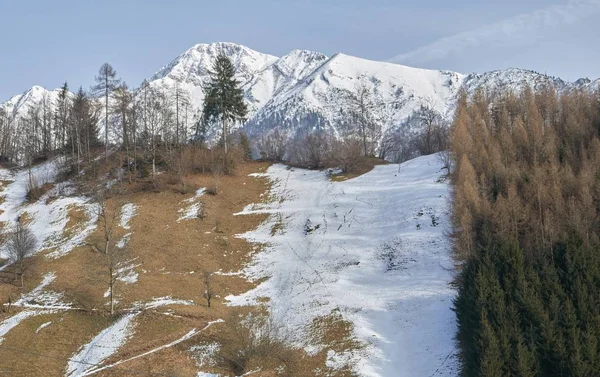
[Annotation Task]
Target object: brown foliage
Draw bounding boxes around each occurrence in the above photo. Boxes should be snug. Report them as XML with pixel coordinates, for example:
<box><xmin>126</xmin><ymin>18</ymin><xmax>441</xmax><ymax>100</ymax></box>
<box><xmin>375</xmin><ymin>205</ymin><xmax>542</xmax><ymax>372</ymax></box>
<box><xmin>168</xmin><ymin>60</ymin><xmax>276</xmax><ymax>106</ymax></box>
<box><xmin>451</xmin><ymin>85</ymin><xmax>600</xmax><ymax>260</ymax></box>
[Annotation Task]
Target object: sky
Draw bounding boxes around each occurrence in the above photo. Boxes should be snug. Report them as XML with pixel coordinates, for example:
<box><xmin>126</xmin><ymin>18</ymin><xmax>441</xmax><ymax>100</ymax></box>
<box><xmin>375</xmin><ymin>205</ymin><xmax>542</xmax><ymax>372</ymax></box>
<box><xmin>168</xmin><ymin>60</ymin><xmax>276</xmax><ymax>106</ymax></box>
<box><xmin>0</xmin><ymin>0</ymin><xmax>599</xmax><ymax>100</ymax></box>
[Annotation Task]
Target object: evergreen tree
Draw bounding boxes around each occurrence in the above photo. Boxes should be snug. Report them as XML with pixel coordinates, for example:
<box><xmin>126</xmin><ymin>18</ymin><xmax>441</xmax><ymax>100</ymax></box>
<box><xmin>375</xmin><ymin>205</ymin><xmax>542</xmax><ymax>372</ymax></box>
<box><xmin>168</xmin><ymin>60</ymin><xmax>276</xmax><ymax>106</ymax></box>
<box><xmin>55</xmin><ymin>82</ymin><xmax>70</xmax><ymax>151</ymax></box>
<box><xmin>202</xmin><ymin>53</ymin><xmax>247</xmax><ymax>154</ymax></box>
<box><xmin>451</xmin><ymin>86</ymin><xmax>600</xmax><ymax>377</ymax></box>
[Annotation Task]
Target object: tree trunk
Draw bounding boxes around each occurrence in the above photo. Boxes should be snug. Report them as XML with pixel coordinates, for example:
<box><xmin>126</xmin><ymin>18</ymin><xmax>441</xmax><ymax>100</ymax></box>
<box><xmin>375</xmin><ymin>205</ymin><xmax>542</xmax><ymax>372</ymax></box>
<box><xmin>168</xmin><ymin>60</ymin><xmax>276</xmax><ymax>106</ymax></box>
<box><xmin>109</xmin><ymin>278</ymin><xmax>114</xmax><ymax>316</ymax></box>
<box><xmin>223</xmin><ymin>115</ymin><xmax>228</xmax><ymax>155</ymax></box>
<box><xmin>105</xmin><ymin>77</ymin><xmax>109</xmax><ymax>162</ymax></box>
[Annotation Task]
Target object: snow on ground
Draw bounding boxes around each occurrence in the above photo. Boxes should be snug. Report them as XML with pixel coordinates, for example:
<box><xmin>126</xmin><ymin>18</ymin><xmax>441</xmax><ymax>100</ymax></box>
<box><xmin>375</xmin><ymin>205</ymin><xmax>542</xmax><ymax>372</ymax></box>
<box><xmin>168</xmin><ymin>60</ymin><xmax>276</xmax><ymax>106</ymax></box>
<box><xmin>65</xmin><ymin>297</ymin><xmax>196</xmax><ymax>377</ymax></box>
<box><xmin>36</xmin><ymin>321</ymin><xmax>52</xmax><ymax>333</ymax></box>
<box><xmin>0</xmin><ymin>159</ymin><xmax>98</xmax><ymax>260</ymax></box>
<box><xmin>119</xmin><ymin>203</ymin><xmax>137</xmax><ymax>229</ymax></box>
<box><xmin>178</xmin><ymin>188</ymin><xmax>206</xmax><ymax>222</ymax></box>
<box><xmin>0</xmin><ymin>310</ymin><xmax>51</xmax><ymax>344</ymax></box>
<box><xmin>117</xmin><ymin>258</ymin><xmax>140</xmax><ymax>284</ymax></box>
<box><xmin>228</xmin><ymin>154</ymin><xmax>458</xmax><ymax>377</ymax></box>
<box><xmin>116</xmin><ymin>233</ymin><xmax>132</xmax><ymax>249</ymax></box>
<box><xmin>76</xmin><ymin>320</ymin><xmax>224</xmax><ymax>377</ymax></box>
<box><xmin>190</xmin><ymin>342</ymin><xmax>220</xmax><ymax>368</ymax></box>
<box><xmin>14</xmin><ymin>272</ymin><xmax>72</xmax><ymax>309</ymax></box>
<box><xmin>140</xmin><ymin>296</ymin><xmax>195</xmax><ymax>310</ymax></box>
<box><xmin>66</xmin><ymin>313</ymin><xmax>137</xmax><ymax>377</ymax></box>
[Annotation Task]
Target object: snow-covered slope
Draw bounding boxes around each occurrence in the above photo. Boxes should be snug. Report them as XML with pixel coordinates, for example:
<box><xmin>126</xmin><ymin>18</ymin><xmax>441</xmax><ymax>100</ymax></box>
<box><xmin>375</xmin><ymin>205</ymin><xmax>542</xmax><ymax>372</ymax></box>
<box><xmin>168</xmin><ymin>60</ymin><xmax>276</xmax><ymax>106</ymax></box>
<box><xmin>245</xmin><ymin>53</ymin><xmax>464</xmax><ymax>138</ymax></box>
<box><xmin>0</xmin><ymin>85</ymin><xmax>63</xmax><ymax>121</ymax></box>
<box><xmin>230</xmin><ymin>154</ymin><xmax>458</xmax><ymax>376</ymax></box>
<box><xmin>461</xmin><ymin>68</ymin><xmax>570</xmax><ymax>95</ymax></box>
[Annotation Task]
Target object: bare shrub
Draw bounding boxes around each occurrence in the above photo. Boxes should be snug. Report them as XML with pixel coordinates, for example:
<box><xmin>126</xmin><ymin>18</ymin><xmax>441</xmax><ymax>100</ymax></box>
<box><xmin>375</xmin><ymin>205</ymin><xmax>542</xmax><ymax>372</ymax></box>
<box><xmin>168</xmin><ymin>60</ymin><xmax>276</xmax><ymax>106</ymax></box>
<box><xmin>5</xmin><ymin>222</ymin><xmax>37</xmax><ymax>287</ymax></box>
<box><xmin>26</xmin><ymin>179</ymin><xmax>52</xmax><ymax>202</ymax></box>
<box><xmin>176</xmin><ymin>179</ymin><xmax>198</xmax><ymax>195</ymax></box>
<box><xmin>196</xmin><ymin>202</ymin><xmax>205</xmax><ymax>220</ymax></box>
<box><xmin>256</xmin><ymin>129</ymin><xmax>287</xmax><ymax>162</ymax></box>
<box><xmin>213</xmin><ymin>313</ymin><xmax>298</xmax><ymax>376</ymax></box>
<box><xmin>329</xmin><ymin>138</ymin><xmax>363</xmax><ymax>173</ymax></box>
<box><xmin>289</xmin><ymin>132</ymin><xmax>330</xmax><ymax>169</ymax></box>
<box><xmin>437</xmin><ymin>149</ymin><xmax>452</xmax><ymax>174</ymax></box>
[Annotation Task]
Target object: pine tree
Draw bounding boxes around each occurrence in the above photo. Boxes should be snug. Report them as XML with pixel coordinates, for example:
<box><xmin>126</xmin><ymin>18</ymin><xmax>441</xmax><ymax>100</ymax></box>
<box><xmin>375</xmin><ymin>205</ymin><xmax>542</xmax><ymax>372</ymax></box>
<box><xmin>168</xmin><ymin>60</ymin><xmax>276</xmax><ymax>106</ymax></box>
<box><xmin>54</xmin><ymin>82</ymin><xmax>70</xmax><ymax>151</ymax></box>
<box><xmin>202</xmin><ymin>53</ymin><xmax>247</xmax><ymax>154</ymax></box>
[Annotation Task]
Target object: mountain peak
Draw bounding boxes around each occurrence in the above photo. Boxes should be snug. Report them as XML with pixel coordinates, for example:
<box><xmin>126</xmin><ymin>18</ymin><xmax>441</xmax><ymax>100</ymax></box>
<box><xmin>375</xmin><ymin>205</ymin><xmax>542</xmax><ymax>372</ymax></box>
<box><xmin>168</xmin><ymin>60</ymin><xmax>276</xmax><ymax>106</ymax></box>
<box><xmin>150</xmin><ymin>42</ymin><xmax>277</xmax><ymax>84</ymax></box>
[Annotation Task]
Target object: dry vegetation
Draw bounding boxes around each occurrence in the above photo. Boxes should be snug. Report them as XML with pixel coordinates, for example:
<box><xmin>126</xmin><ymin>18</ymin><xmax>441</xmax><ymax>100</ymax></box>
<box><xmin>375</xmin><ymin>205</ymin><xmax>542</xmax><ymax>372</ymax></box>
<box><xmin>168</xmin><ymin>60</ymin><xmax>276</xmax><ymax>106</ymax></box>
<box><xmin>451</xmin><ymin>86</ymin><xmax>600</xmax><ymax>376</ymax></box>
<box><xmin>0</xmin><ymin>146</ymin><xmax>363</xmax><ymax>377</ymax></box>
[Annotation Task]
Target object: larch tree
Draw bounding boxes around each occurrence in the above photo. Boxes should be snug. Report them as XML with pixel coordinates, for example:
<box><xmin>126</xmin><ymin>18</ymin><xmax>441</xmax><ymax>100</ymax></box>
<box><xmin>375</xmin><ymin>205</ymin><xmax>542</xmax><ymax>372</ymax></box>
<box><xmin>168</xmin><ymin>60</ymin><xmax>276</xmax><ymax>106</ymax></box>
<box><xmin>348</xmin><ymin>81</ymin><xmax>375</xmax><ymax>156</ymax></box>
<box><xmin>202</xmin><ymin>53</ymin><xmax>248</xmax><ymax>155</ymax></box>
<box><xmin>93</xmin><ymin>63</ymin><xmax>121</xmax><ymax>160</ymax></box>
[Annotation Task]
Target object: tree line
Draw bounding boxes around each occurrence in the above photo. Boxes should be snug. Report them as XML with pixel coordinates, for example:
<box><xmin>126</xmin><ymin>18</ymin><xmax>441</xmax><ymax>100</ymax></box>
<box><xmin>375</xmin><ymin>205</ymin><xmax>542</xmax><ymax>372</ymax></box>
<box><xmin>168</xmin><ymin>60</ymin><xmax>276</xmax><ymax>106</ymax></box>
<box><xmin>0</xmin><ymin>52</ymin><xmax>250</xmax><ymax>176</ymax></box>
<box><xmin>451</xmin><ymin>85</ymin><xmax>600</xmax><ymax>376</ymax></box>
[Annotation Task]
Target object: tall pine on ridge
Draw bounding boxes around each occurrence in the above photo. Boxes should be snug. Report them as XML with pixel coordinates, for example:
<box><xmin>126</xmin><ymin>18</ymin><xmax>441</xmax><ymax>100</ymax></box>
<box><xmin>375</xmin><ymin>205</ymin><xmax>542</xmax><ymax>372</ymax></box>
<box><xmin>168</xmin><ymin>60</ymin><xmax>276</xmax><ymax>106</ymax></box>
<box><xmin>202</xmin><ymin>53</ymin><xmax>247</xmax><ymax>155</ymax></box>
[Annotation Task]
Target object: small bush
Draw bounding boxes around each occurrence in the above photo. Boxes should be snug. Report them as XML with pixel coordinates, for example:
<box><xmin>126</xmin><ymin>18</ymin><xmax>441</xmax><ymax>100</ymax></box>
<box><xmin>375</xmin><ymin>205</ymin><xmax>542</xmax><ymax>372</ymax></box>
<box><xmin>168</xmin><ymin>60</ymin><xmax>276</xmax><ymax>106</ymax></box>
<box><xmin>206</xmin><ymin>185</ymin><xmax>218</xmax><ymax>196</ymax></box>
<box><xmin>175</xmin><ymin>179</ymin><xmax>198</xmax><ymax>195</ymax></box>
<box><xmin>329</xmin><ymin>138</ymin><xmax>363</xmax><ymax>173</ymax></box>
<box><xmin>26</xmin><ymin>176</ymin><xmax>53</xmax><ymax>202</ymax></box>
<box><xmin>212</xmin><ymin>313</ymin><xmax>299</xmax><ymax>376</ymax></box>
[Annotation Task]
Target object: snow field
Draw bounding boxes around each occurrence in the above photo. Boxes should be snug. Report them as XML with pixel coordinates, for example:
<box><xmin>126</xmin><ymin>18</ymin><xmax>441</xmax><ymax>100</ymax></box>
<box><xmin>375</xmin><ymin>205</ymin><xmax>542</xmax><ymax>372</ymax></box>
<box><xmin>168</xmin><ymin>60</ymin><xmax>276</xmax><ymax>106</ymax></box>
<box><xmin>228</xmin><ymin>154</ymin><xmax>459</xmax><ymax>376</ymax></box>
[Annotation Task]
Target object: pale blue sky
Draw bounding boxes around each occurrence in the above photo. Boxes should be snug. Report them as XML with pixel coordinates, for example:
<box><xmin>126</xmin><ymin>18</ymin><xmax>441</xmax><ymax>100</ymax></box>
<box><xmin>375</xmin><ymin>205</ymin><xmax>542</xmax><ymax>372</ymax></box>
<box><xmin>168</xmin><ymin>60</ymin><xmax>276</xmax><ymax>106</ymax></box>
<box><xmin>1</xmin><ymin>0</ymin><xmax>598</xmax><ymax>100</ymax></box>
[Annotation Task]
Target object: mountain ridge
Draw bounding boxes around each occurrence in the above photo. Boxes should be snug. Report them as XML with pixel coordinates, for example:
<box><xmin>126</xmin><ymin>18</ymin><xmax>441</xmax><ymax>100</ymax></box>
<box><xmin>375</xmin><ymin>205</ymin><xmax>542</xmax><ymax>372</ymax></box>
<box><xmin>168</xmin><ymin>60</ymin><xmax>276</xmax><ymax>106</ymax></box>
<box><xmin>2</xmin><ymin>42</ymin><xmax>599</xmax><ymax>143</ymax></box>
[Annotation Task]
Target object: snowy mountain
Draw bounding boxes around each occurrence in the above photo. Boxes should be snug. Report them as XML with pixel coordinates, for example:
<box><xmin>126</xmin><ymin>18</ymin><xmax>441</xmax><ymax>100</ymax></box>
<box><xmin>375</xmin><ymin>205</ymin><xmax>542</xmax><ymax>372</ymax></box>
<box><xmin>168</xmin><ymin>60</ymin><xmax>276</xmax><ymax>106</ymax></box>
<box><xmin>2</xmin><ymin>42</ymin><xmax>599</xmax><ymax>144</ymax></box>
<box><xmin>143</xmin><ymin>43</ymin><xmax>600</xmax><ymax>140</ymax></box>
<box><xmin>0</xmin><ymin>86</ymin><xmax>63</xmax><ymax>120</ymax></box>
<box><xmin>148</xmin><ymin>42</ymin><xmax>279</xmax><ymax>112</ymax></box>
<box><xmin>245</xmin><ymin>53</ymin><xmax>464</xmax><ymax>138</ymax></box>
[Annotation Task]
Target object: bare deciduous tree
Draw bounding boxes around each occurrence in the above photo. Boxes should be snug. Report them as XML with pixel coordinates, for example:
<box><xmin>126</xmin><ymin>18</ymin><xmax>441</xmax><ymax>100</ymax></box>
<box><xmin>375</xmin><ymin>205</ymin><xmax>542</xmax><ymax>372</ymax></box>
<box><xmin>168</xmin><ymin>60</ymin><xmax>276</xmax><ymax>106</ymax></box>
<box><xmin>256</xmin><ymin>129</ymin><xmax>287</xmax><ymax>162</ymax></box>
<box><xmin>329</xmin><ymin>138</ymin><xmax>363</xmax><ymax>173</ymax></box>
<box><xmin>93</xmin><ymin>63</ymin><xmax>121</xmax><ymax>161</ymax></box>
<box><xmin>415</xmin><ymin>101</ymin><xmax>448</xmax><ymax>155</ymax></box>
<box><xmin>203</xmin><ymin>271</ymin><xmax>214</xmax><ymax>308</ymax></box>
<box><xmin>87</xmin><ymin>196</ymin><xmax>128</xmax><ymax>316</ymax></box>
<box><xmin>5</xmin><ymin>221</ymin><xmax>37</xmax><ymax>287</ymax></box>
<box><xmin>290</xmin><ymin>132</ymin><xmax>330</xmax><ymax>169</ymax></box>
<box><xmin>346</xmin><ymin>80</ymin><xmax>381</xmax><ymax>157</ymax></box>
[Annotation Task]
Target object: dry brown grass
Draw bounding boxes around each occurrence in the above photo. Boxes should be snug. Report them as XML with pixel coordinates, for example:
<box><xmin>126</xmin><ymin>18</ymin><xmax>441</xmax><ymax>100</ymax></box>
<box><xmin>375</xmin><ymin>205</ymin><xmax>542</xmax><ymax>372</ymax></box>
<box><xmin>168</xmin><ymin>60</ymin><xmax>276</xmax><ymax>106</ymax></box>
<box><xmin>0</xmin><ymin>311</ymin><xmax>110</xmax><ymax>377</ymax></box>
<box><xmin>329</xmin><ymin>157</ymin><xmax>389</xmax><ymax>182</ymax></box>
<box><xmin>0</xmin><ymin>161</ymin><xmax>362</xmax><ymax>376</ymax></box>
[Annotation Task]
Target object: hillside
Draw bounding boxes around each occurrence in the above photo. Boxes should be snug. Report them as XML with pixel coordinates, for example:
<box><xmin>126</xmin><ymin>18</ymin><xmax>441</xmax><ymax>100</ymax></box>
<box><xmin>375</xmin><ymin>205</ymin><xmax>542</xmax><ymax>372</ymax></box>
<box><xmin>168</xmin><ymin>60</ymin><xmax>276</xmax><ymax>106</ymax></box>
<box><xmin>0</xmin><ymin>151</ymin><xmax>456</xmax><ymax>377</ymax></box>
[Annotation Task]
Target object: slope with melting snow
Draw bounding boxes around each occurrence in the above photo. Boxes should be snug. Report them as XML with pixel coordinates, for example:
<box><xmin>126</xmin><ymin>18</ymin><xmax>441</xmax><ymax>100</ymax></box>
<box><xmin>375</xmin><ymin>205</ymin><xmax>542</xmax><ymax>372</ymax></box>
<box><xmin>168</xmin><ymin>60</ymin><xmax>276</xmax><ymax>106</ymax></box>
<box><xmin>228</xmin><ymin>154</ymin><xmax>459</xmax><ymax>376</ymax></box>
<box><xmin>0</xmin><ymin>159</ymin><xmax>98</xmax><ymax>261</ymax></box>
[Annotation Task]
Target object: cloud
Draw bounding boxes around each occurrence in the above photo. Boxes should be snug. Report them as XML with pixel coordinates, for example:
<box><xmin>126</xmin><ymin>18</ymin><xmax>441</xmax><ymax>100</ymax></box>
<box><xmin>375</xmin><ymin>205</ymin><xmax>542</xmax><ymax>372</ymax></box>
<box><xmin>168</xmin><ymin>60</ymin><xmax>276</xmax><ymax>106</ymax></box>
<box><xmin>389</xmin><ymin>0</ymin><xmax>600</xmax><ymax>66</ymax></box>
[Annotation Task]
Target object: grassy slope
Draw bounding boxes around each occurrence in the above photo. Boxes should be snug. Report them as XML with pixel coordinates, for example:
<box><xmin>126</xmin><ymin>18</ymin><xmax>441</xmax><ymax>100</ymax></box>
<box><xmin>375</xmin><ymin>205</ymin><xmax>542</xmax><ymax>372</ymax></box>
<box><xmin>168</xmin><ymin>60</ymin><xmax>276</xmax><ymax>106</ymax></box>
<box><xmin>0</xmin><ymin>161</ymin><xmax>358</xmax><ymax>377</ymax></box>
